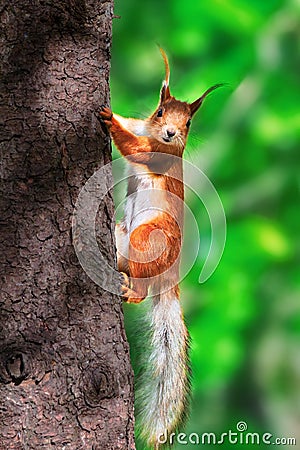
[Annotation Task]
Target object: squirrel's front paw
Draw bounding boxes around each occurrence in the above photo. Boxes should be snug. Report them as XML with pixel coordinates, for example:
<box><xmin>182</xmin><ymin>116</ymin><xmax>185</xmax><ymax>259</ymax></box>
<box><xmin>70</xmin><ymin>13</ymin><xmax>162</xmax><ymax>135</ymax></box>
<box><xmin>100</xmin><ymin>106</ymin><xmax>113</xmax><ymax>128</ymax></box>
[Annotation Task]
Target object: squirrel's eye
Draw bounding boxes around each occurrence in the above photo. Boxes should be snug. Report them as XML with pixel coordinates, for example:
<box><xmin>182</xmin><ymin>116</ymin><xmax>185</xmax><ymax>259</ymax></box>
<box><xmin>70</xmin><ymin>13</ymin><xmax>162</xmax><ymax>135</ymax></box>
<box><xmin>157</xmin><ymin>108</ymin><xmax>163</xmax><ymax>118</ymax></box>
<box><xmin>186</xmin><ymin>119</ymin><xmax>191</xmax><ymax>128</ymax></box>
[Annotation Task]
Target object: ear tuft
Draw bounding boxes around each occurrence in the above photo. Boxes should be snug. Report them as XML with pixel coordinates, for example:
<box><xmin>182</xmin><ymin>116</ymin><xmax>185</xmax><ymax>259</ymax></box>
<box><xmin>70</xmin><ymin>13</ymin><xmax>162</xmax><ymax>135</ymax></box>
<box><xmin>159</xmin><ymin>47</ymin><xmax>170</xmax><ymax>86</ymax></box>
<box><xmin>190</xmin><ymin>83</ymin><xmax>225</xmax><ymax>116</ymax></box>
<box><xmin>158</xmin><ymin>47</ymin><xmax>171</xmax><ymax>104</ymax></box>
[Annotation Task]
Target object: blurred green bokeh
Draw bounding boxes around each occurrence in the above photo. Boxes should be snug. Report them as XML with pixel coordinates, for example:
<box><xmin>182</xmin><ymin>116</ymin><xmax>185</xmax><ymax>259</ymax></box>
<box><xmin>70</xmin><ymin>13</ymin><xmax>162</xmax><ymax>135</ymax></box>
<box><xmin>111</xmin><ymin>0</ymin><xmax>300</xmax><ymax>448</ymax></box>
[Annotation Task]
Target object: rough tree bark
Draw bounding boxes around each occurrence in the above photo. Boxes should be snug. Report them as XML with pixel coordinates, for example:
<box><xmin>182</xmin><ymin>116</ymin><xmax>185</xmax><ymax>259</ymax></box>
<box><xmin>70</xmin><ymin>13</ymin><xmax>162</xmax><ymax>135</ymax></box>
<box><xmin>0</xmin><ymin>1</ymin><xmax>135</xmax><ymax>449</ymax></box>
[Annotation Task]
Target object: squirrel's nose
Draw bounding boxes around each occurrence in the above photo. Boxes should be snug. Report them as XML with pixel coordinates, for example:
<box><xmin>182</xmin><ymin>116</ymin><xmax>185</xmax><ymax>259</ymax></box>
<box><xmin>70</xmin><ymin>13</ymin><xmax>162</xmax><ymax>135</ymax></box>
<box><xmin>166</xmin><ymin>129</ymin><xmax>176</xmax><ymax>138</ymax></box>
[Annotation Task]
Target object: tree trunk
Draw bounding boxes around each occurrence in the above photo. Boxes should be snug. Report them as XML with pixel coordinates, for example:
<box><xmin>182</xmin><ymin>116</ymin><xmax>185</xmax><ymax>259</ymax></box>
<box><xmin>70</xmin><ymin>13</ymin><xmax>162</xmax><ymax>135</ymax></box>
<box><xmin>0</xmin><ymin>1</ymin><xmax>135</xmax><ymax>448</ymax></box>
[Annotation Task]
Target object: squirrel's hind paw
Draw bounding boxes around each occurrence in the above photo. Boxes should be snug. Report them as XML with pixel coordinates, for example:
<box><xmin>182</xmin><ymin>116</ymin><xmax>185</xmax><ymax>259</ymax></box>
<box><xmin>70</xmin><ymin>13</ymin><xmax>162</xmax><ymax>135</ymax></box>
<box><xmin>120</xmin><ymin>272</ymin><xmax>145</xmax><ymax>304</ymax></box>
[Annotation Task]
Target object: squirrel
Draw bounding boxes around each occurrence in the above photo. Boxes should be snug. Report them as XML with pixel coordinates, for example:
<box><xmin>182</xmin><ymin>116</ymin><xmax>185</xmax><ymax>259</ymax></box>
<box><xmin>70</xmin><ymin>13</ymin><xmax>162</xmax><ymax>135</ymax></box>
<box><xmin>100</xmin><ymin>48</ymin><xmax>222</xmax><ymax>449</ymax></box>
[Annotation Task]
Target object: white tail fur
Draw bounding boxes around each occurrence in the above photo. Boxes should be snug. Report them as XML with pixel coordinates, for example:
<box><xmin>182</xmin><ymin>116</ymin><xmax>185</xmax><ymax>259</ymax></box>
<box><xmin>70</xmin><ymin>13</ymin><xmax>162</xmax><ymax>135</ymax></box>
<box><xmin>136</xmin><ymin>288</ymin><xmax>190</xmax><ymax>448</ymax></box>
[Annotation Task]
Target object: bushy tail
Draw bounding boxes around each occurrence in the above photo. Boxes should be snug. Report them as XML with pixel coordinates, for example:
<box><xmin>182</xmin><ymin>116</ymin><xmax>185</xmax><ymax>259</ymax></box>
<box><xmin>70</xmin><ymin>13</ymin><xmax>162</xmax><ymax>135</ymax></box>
<box><xmin>136</xmin><ymin>288</ymin><xmax>191</xmax><ymax>449</ymax></box>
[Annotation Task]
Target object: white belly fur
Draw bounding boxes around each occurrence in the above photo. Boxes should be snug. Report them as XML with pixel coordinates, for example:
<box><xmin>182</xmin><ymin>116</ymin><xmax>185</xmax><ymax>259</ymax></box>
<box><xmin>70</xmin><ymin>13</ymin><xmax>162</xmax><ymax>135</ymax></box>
<box><xmin>124</xmin><ymin>165</ymin><xmax>168</xmax><ymax>232</ymax></box>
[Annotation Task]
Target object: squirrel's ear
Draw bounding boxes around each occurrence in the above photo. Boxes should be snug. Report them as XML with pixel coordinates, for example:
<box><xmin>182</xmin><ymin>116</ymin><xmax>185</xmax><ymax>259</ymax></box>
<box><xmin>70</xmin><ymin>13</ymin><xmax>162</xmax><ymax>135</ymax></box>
<box><xmin>160</xmin><ymin>81</ymin><xmax>171</xmax><ymax>104</ymax></box>
<box><xmin>190</xmin><ymin>83</ymin><xmax>224</xmax><ymax>116</ymax></box>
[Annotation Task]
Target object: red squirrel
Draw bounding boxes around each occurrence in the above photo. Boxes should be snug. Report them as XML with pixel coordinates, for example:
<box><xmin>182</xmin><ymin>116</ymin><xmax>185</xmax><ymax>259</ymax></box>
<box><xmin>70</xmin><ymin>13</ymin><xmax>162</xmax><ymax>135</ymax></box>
<box><xmin>100</xmin><ymin>49</ymin><xmax>222</xmax><ymax>449</ymax></box>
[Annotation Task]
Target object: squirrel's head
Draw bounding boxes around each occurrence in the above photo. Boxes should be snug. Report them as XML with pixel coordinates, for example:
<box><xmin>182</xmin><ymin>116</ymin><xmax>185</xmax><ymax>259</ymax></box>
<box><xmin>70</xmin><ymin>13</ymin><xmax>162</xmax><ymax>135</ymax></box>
<box><xmin>149</xmin><ymin>48</ymin><xmax>223</xmax><ymax>155</ymax></box>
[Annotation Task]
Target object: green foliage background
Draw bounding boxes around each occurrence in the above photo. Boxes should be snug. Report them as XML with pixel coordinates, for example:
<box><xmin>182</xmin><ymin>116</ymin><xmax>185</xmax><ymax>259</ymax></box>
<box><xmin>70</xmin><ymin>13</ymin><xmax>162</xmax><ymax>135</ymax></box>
<box><xmin>111</xmin><ymin>0</ymin><xmax>300</xmax><ymax>448</ymax></box>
